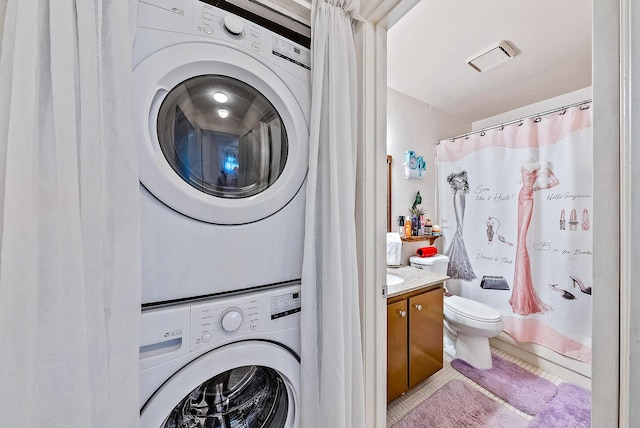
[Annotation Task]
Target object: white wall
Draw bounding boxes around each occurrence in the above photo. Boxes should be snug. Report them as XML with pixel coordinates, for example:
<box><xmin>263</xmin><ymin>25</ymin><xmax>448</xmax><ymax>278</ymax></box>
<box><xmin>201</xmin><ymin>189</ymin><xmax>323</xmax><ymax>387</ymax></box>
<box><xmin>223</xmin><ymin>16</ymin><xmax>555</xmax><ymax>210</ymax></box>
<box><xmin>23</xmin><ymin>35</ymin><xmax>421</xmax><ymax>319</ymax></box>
<box><xmin>387</xmin><ymin>88</ymin><xmax>469</xmax><ymax>263</ymax></box>
<box><xmin>472</xmin><ymin>87</ymin><xmax>593</xmax><ymax>130</ymax></box>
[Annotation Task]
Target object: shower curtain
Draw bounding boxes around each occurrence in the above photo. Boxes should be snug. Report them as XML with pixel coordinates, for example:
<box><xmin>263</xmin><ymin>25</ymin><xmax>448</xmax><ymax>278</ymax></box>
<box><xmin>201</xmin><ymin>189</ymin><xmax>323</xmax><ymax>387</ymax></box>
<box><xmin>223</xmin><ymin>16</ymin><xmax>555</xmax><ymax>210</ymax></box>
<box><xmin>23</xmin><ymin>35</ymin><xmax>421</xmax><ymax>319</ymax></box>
<box><xmin>437</xmin><ymin>104</ymin><xmax>593</xmax><ymax>363</ymax></box>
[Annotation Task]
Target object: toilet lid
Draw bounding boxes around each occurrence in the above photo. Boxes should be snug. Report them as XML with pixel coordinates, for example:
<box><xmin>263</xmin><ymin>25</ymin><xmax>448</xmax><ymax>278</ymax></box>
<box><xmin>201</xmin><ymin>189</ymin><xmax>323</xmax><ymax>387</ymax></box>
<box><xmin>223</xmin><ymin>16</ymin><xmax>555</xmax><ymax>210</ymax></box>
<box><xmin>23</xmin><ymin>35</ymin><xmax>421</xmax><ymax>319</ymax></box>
<box><xmin>445</xmin><ymin>295</ymin><xmax>502</xmax><ymax>322</ymax></box>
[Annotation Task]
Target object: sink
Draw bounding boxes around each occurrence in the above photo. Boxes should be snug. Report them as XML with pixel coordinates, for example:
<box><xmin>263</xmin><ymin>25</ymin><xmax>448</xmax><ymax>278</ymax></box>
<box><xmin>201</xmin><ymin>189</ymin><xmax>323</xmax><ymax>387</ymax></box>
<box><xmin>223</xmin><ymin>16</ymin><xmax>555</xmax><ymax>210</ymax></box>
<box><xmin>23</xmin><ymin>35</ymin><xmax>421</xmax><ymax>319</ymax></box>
<box><xmin>386</xmin><ymin>273</ymin><xmax>404</xmax><ymax>286</ymax></box>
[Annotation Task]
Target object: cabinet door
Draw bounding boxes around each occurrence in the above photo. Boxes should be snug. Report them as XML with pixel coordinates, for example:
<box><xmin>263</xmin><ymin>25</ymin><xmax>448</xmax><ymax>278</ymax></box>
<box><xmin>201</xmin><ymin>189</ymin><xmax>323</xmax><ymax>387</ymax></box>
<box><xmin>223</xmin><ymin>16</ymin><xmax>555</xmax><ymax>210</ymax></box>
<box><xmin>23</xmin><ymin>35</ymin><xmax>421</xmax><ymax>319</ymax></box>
<box><xmin>387</xmin><ymin>299</ymin><xmax>408</xmax><ymax>403</ymax></box>
<box><xmin>408</xmin><ymin>288</ymin><xmax>443</xmax><ymax>388</ymax></box>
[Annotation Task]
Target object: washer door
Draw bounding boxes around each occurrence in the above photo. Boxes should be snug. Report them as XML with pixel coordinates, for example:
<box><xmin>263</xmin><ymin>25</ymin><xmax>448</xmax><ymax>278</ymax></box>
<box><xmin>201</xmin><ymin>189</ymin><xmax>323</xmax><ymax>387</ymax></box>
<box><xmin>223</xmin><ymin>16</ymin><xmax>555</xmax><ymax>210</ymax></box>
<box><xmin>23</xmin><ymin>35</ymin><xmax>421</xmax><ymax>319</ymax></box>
<box><xmin>141</xmin><ymin>341</ymin><xmax>299</xmax><ymax>427</ymax></box>
<box><xmin>134</xmin><ymin>43</ymin><xmax>308</xmax><ymax>224</ymax></box>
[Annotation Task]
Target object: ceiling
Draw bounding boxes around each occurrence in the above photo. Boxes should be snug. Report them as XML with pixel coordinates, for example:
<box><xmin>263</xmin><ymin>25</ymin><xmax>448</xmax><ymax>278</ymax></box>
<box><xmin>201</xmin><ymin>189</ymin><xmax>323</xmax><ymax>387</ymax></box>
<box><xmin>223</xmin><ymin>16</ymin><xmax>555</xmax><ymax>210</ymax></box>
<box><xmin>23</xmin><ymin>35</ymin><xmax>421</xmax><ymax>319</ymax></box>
<box><xmin>387</xmin><ymin>0</ymin><xmax>592</xmax><ymax>123</ymax></box>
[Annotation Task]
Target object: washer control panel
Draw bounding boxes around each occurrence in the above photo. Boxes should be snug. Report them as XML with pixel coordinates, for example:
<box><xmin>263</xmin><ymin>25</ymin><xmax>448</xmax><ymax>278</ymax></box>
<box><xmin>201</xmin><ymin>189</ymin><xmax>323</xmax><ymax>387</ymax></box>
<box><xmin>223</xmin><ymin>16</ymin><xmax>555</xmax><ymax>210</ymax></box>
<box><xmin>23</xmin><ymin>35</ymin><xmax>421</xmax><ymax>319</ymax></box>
<box><xmin>190</xmin><ymin>283</ymin><xmax>301</xmax><ymax>351</ymax></box>
<box><xmin>271</xmin><ymin>289</ymin><xmax>301</xmax><ymax>320</ymax></box>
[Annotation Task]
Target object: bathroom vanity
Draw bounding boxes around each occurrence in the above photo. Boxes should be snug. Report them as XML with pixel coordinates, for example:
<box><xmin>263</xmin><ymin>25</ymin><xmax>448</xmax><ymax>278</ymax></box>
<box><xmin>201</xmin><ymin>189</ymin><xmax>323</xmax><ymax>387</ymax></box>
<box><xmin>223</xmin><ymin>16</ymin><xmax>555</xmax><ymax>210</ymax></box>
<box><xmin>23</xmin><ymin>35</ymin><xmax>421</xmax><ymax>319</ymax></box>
<box><xmin>386</xmin><ymin>266</ymin><xmax>448</xmax><ymax>403</ymax></box>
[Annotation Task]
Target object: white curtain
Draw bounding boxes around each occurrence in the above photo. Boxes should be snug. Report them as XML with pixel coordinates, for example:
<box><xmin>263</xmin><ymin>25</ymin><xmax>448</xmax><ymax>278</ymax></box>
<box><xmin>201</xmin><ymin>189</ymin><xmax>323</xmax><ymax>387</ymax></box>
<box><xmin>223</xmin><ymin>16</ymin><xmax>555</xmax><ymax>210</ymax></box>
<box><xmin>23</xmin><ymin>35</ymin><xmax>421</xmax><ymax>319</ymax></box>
<box><xmin>0</xmin><ymin>2</ymin><xmax>141</xmax><ymax>427</ymax></box>
<box><xmin>301</xmin><ymin>0</ymin><xmax>365</xmax><ymax>426</ymax></box>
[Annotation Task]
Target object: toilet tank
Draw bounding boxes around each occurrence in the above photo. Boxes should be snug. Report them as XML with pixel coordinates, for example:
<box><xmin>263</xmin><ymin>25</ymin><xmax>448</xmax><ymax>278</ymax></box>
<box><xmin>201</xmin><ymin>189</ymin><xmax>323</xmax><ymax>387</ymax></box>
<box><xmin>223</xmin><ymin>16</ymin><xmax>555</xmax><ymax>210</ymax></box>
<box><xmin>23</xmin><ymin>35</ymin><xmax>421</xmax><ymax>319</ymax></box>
<box><xmin>409</xmin><ymin>254</ymin><xmax>449</xmax><ymax>275</ymax></box>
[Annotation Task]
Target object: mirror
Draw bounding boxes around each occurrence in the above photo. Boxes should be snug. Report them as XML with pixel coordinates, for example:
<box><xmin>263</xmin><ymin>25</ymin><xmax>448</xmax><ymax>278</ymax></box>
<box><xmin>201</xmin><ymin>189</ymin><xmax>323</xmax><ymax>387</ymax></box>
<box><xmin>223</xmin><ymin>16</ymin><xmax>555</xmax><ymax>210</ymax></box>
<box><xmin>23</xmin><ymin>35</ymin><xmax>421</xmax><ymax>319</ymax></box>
<box><xmin>387</xmin><ymin>155</ymin><xmax>392</xmax><ymax>232</ymax></box>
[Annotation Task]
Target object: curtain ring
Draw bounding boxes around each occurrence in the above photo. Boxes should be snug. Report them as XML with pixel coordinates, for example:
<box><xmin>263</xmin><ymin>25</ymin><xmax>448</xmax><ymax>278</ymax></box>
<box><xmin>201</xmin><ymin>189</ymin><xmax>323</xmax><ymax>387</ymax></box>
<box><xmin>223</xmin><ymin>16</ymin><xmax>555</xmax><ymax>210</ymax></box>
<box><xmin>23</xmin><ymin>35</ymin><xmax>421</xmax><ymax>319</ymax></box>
<box><xmin>534</xmin><ymin>117</ymin><xmax>542</xmax><ymax>123</ymax></box>
<box><xmin>480</xmin><ymin>131</ymin><xmax>486</xmax><ymax>136</ymax></box>
<box><xmin>580</xmin><ymin>104</ymin><xmax>590</xmax><ymax>110</ymax></box>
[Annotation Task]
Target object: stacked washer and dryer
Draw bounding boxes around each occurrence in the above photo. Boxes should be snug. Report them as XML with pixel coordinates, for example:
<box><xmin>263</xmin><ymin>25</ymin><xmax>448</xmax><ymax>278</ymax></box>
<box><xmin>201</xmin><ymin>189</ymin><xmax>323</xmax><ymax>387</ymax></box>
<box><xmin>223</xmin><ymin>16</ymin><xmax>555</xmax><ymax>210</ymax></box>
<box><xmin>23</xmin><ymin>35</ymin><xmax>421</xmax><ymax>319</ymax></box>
<box><xmin>133</xmin><ymin>0</ymin><xmax>310</xmax><ymax>426</ymax></box>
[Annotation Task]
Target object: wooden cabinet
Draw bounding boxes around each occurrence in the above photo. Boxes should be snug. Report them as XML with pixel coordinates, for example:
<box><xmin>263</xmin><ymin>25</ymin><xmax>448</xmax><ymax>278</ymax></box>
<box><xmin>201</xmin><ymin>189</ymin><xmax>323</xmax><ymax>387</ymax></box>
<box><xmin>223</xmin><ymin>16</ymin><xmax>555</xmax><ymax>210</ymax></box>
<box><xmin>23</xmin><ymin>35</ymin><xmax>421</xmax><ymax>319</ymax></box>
<box><xmin>387</xmin><ymin>299</ymin><xmax>408</xmax><ymax>402</ymax></box>
<box><xmin>387</xmin><ymin>285</ymin><xmax>443</xmax><ymax>403</ymax></box>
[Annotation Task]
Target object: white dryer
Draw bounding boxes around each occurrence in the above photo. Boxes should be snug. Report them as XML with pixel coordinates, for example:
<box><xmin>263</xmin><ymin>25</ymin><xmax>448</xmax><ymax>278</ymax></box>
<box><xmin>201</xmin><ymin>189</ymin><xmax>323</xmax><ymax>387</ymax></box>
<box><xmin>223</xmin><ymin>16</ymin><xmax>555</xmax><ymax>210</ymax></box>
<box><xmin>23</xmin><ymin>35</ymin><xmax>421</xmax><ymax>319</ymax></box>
<box><xmin>133</xmin><ymin>0</ymin><xmax>311</xmax><ymax>304</ymax></box>
<box><xmin>140</xmin><ymin>282</ymin><xmax>301</xmax><ymax>427</ymax></box>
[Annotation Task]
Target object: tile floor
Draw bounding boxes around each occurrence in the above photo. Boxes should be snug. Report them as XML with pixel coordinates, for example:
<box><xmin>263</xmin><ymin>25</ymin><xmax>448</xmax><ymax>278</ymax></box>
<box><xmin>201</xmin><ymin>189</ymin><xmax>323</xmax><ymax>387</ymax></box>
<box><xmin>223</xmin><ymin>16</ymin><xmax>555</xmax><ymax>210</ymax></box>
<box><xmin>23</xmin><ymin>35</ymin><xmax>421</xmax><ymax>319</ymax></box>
<box><xmin>386</xmin><ymin>347</ymin><xmax>568</xmax><ymax>426</ymax></box>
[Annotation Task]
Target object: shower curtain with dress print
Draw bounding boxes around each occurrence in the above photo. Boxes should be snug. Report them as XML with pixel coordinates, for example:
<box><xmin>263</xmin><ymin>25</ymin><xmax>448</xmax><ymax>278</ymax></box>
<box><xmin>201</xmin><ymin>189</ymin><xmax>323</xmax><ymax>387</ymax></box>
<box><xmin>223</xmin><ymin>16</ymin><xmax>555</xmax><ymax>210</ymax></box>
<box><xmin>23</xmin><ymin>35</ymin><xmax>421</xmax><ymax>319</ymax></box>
<box><xmin>436</xmin><ymin>104</ymin><xmax>593</xmax><ymax>363</ymax></box>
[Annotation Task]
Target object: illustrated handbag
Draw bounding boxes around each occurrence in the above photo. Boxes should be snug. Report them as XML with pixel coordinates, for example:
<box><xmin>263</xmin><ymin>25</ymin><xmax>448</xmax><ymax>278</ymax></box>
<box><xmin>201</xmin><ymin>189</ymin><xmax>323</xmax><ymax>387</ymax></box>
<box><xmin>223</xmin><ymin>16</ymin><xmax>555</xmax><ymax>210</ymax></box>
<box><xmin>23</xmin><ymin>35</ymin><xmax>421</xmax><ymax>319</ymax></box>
<box><xmin>480</xmin><ymin>275</ymin><xmax>510</xmax><ymax>290</ymax></box>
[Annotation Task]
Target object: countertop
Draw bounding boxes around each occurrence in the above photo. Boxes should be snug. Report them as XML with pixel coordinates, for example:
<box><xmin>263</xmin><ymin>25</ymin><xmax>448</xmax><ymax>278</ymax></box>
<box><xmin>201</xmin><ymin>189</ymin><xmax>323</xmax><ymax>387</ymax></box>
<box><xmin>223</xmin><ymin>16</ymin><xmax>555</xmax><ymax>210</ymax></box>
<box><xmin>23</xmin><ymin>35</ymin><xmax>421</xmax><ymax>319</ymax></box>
<box><xmin>386</xmin><ymin>265</ymin><xmax>448</xmax><ymax>298</ymax></box>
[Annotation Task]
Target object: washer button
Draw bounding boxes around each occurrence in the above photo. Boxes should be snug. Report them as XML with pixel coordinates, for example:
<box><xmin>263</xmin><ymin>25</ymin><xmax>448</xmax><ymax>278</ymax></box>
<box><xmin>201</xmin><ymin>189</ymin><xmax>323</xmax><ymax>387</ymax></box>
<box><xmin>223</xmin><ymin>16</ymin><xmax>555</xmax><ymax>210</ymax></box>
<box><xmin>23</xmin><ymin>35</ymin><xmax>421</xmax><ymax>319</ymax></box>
<box><xmin>203</xmin><ymin>26</ymin><xmax>213</xmax><ymax>35</ymax></box>
<box><xmin>250</xmin><ymin>321</ymin><xmax>258</xmax><ymax>330</ymax></box>
<box><xmin>251</xmin><ymin>43</ymin><xmax>260</xmax><ymax>52</ymax></box>
<box><xmin>202</xmin><ymin>333</ymin><xmax>212</xmax><ymax>343</ymax></box>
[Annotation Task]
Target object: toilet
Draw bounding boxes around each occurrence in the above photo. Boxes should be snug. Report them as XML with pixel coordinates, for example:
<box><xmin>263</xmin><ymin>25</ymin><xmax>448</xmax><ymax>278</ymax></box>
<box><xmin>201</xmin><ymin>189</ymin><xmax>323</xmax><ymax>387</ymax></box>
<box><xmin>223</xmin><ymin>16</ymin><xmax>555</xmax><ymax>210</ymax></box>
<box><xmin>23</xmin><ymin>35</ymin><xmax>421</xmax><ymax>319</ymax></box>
<box><xmin>409</xmin><ymin>255</ymin><xmax>503</xmax><ymax>369</ymax></box>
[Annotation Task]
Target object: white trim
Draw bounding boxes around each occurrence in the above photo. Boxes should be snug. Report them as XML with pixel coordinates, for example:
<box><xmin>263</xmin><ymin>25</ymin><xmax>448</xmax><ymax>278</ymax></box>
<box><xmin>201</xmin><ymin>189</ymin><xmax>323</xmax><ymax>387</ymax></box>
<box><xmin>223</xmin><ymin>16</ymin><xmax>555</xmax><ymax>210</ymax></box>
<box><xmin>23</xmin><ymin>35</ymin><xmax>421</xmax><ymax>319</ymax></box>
<box><xmin>619</xmin><ymin>0</ymin><xmax>630</xmax><ymax>420</ymax></box>
<box><xmin>355</xmin><ymin>21</ymin><xmax>387</xmax><ymax>428</ymax></box>
<box><xmin>592</xmin><ymin>0</ymin><xmax>622</xmax><ymax>427</ymax></box>
<box><xmin>490</xmin><ymin>335</ymin><xmax>591</xmax><ymax>389</ymax></box>
<box><xmin>373</xmin><ymin>26</ymin><xmax>390</xmax><ymax>427</ymax></box>
<box><xmin>361</xmin><ymin>0</ymin><xmax>419</xmax><ymax>28</ymax></box>
<box><xmin>619</xmin><ymin>0</ymin><xmax>638</xmax><ymax>425</ymax></box>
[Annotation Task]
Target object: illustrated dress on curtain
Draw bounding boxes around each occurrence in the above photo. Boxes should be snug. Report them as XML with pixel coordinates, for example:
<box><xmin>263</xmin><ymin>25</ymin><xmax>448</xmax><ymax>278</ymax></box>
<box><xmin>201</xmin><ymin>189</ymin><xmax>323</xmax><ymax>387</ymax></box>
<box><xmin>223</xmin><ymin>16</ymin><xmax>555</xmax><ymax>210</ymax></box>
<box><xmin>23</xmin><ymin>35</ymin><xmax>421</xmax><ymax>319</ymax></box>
<box><xmin>445</xmin><ymin>171</ymin><xmax>476</xmax><ymax>281</ymax></box>
<box><xmin>509</xmin><ymin>165</ymin><xmax>559</xmax><ymax>315</ymax></box>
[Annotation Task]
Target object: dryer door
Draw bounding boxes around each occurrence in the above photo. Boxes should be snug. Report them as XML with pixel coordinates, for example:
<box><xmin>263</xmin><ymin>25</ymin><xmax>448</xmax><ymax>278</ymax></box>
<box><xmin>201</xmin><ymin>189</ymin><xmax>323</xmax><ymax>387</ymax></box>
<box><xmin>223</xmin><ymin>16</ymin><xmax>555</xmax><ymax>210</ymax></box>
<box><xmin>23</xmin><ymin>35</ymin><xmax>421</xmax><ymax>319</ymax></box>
<box><xmin>134</xmin><ymin>43</ymin><xmax>308</xmax><ymax>224</ymax></box>
<box><xmin>141</xmin><ymin>341</ymin><xmax>299</xmax><ymax>427</ymax></box>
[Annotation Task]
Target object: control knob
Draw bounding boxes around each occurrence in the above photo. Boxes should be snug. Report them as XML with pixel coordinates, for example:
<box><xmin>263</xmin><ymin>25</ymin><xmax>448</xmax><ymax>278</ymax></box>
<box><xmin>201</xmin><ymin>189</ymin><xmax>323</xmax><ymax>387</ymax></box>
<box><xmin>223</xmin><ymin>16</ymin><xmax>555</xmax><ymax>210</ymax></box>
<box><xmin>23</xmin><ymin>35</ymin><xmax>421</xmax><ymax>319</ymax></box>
<box><xmin>222</xmin><ymin>15</ymin><xmax>244</xmax><ymax>37</ymax></box>
<box><xmin>220</xmin><ymin>307</ymin><xmax>244</xmax><ymax>332</ymax></box>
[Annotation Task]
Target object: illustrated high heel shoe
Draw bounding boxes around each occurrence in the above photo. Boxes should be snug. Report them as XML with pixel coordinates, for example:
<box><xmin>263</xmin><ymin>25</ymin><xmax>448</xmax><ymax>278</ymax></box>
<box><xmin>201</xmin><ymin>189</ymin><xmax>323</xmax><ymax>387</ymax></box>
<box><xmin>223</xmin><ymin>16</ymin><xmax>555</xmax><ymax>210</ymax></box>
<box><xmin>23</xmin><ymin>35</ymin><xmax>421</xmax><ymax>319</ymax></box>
<box><xmin>570</xmin><ymin>275</ymin><xmax>592</xmax><ymax>295</ymax></box>
<box><xmin>549</xmin><ymin>283</ymin><xmax>576</xmax><ymax>300</ymax></box>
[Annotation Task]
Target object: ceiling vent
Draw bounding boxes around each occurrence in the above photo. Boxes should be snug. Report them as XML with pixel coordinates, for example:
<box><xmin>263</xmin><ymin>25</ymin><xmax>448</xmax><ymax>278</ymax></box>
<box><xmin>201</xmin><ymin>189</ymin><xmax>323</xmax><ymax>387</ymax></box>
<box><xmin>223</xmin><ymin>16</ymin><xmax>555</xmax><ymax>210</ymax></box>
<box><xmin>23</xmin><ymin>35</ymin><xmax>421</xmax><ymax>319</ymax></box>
<box><xmin>466</xmin><ymin>40</ymin><xmax>517</xmax><ymax>72</ymax></box>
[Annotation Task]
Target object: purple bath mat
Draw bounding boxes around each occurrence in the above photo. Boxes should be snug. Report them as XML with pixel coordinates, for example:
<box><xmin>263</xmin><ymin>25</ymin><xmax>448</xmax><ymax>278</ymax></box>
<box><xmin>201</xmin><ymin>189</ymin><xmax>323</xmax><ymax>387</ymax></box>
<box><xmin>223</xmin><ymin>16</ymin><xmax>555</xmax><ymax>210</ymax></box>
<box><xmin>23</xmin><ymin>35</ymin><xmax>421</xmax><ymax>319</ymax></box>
<box><xmin>392</xmin><ymin>379</ymin><xmax>528</xmax><ymax>428</ymax></box>
<box><xmin>451</xmin><ymin>354</ymin><xmax>558</xmax><ymax>415</ymax></box>
<box><xmin>528</xmin><ymin>382</ymin><xmax>591</xmax><ymax>427</ymax></box>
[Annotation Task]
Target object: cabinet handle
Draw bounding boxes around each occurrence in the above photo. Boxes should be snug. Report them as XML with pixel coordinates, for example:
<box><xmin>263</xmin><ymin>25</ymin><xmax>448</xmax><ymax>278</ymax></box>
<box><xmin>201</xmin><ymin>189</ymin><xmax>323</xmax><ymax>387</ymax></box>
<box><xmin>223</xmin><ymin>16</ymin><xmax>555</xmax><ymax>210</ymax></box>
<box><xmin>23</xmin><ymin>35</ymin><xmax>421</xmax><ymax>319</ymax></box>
<box><xmin>414</xmin><ymin>304</ymin><xmax>423</xmax><ymax>311</ymax></box>
<box><xmin>398</xmin><ymin>310</ymin><xmax>407</xmax><ymax>318</ymax></box>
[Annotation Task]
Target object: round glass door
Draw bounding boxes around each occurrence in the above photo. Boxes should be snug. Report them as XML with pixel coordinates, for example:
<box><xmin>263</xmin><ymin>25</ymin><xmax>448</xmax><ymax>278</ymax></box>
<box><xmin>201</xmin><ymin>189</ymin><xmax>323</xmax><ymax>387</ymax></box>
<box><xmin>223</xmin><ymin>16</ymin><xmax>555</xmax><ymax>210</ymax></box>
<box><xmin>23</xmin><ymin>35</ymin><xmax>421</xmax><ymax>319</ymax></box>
<box><xmin>157</xmin><ymin>75</ymin><xmax>288</xmax><ymax>200</ymax></box>
<box><xmin>133</xmin><ymin>42</ymin><xmax>309</xmax><ymax>224</ymax></box>
<box><xmin>163</xmin><ymin>365</ymin><xmax>288</xmax><ymax>428</ymax></box>
<box><xmin>140</xmin><ymin>341</ymin><xmax>299</xmax><ymax>428</ymax></box>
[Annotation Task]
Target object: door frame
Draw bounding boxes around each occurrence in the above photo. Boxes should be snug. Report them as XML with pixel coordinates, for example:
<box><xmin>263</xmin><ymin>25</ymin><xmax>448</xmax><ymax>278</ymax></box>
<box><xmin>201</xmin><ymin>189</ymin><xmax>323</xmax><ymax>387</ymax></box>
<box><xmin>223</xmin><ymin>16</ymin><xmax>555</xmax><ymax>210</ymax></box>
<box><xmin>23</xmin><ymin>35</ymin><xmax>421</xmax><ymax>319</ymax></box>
<box><xmin>355</xmin><ymin>0</ymin><xmax>632</xmax><ymax>426</ymax></box>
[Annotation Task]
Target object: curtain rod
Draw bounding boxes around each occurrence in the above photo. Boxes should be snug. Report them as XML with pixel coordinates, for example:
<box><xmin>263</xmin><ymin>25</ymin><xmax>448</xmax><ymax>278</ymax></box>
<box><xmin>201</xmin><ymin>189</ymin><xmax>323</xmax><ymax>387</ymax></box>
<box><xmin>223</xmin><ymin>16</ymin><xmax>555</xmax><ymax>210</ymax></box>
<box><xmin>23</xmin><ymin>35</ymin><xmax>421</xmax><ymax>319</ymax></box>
<box><xmin>438</xmin><ymin>98</ymin><xmax>592</xmax><ymax>144</ymax></box>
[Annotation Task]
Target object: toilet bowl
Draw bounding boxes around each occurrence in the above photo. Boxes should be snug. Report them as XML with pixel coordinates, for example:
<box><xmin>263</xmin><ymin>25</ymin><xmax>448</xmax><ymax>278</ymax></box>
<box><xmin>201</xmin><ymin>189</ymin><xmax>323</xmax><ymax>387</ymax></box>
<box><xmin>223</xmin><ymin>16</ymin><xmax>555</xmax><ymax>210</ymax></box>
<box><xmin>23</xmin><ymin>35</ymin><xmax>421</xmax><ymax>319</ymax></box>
<box><xmin>409</xmin><ymin>255</ymin><xmax>504</xmax><ymax>369</ymax></box>
<box><xmin>443</xmin><ymin>295</ymin><xmax>503</xmax><ymax>369</ymax></box>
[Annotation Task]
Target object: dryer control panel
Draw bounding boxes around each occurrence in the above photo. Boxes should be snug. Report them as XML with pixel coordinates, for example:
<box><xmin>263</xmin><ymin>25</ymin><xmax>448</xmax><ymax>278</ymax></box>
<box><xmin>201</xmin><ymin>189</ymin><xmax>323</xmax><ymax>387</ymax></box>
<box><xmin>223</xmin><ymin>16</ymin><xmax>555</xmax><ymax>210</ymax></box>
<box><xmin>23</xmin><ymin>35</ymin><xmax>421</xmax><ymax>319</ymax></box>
<box><xmin>137</xmin><ymin>0</ymin><xmax>311</xmax><ymax>77</ymax></box>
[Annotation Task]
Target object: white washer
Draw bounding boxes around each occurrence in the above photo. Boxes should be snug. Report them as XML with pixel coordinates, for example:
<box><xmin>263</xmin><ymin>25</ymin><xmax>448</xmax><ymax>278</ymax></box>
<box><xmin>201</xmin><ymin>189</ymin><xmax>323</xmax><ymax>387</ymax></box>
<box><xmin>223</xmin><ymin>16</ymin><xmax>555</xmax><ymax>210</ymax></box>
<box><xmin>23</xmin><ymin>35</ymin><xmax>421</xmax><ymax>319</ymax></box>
<box><xmin>133</xmin><ymin>0</ymin><xmax>311</xmax><ymax>304</ymax></box>
<box><xmin>140</xmin><ymin>282</ymin><xmax>301</xmax><ymax>427</ymax></box>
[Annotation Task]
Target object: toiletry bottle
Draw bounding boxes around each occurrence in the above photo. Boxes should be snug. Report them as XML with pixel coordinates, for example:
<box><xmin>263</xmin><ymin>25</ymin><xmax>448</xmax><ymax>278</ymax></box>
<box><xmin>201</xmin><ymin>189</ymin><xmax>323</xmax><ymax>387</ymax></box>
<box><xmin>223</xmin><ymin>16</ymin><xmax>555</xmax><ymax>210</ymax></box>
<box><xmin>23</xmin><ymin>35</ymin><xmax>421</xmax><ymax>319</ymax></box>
<box><xmin>398</xmin><ymin>216</ymin><xmax>405</xmax><ymax>238</ymax></box>
<box><xmin>419</xmin><ymin>215</ymin><xmax>425</xmax><ymax>236</ymax></box>
<box><xmin>404</xmin><ymin>216</ymin><xmax>412</xmax><ymax>238</ymax></box>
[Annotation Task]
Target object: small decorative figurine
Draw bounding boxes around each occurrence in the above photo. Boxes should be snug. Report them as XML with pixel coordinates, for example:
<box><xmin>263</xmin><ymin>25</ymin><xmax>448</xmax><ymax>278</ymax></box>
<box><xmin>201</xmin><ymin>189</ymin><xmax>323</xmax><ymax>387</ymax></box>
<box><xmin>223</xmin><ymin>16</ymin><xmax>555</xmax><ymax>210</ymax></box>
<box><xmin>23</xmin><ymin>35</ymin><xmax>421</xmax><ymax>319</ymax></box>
<box><xmin>404</xmin><ymin>150</ymin><xmax>426</xmax><ymax>179</ymax></box>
